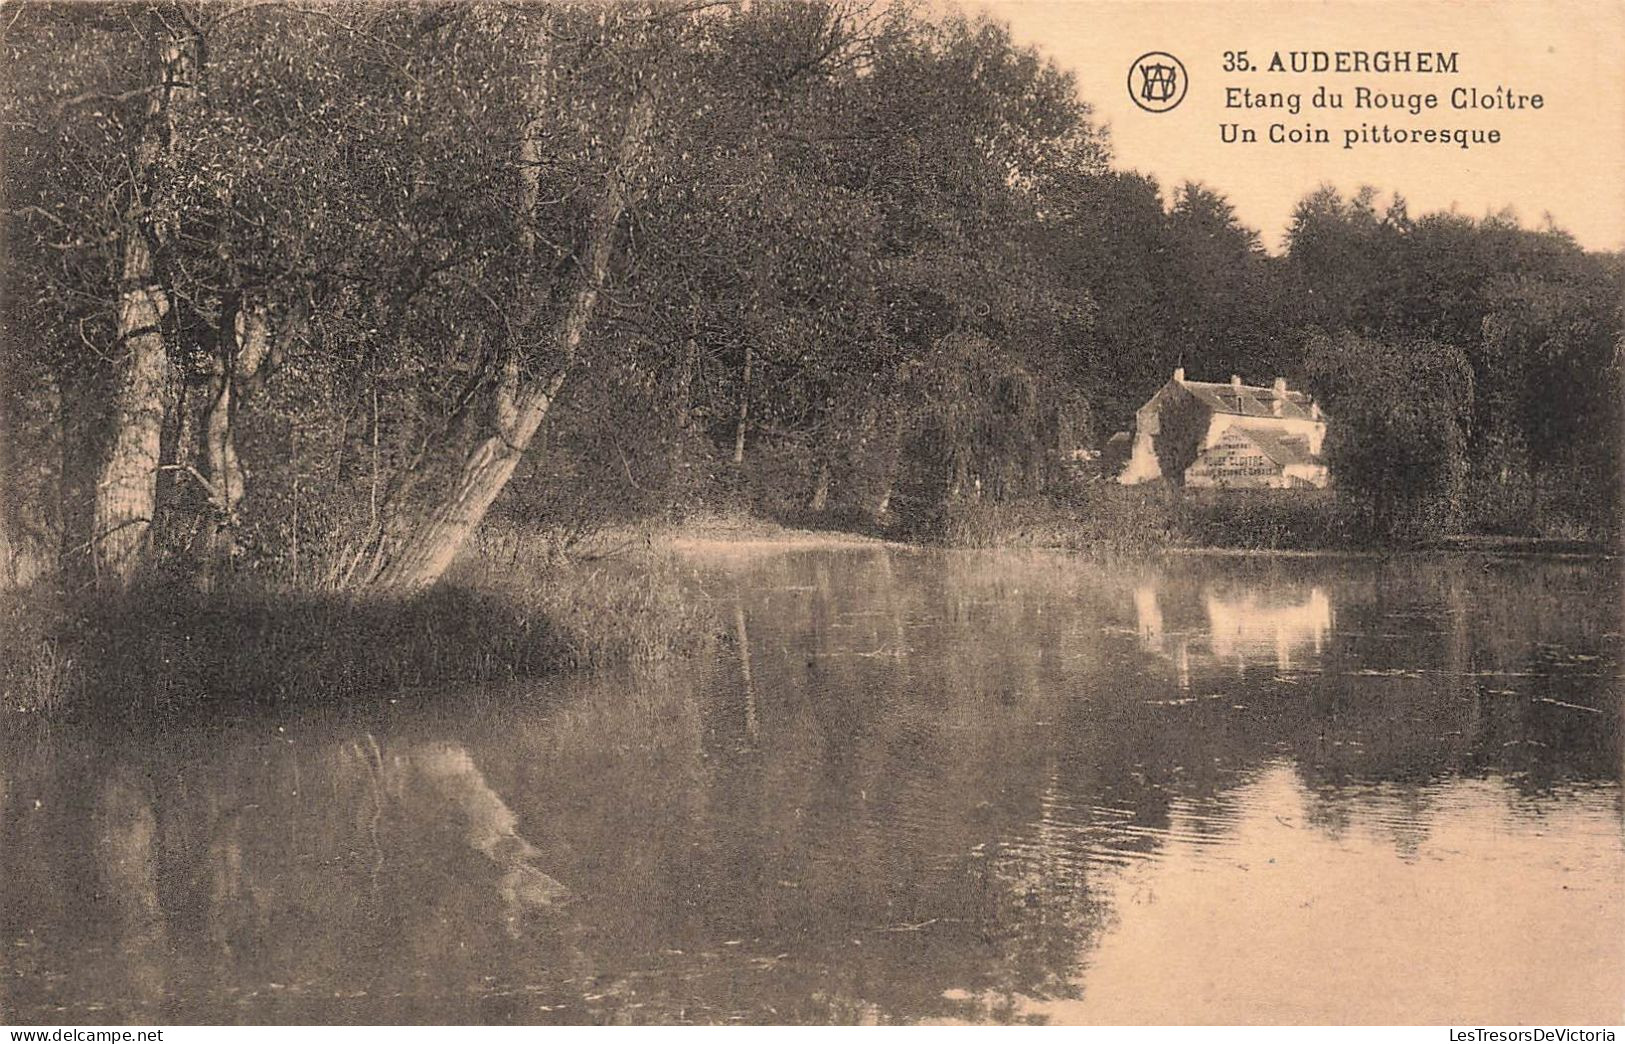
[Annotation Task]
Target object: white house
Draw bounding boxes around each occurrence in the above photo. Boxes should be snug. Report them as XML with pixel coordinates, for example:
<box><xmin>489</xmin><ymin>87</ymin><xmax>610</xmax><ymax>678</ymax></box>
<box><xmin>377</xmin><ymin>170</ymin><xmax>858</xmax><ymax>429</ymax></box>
<box><xmin>1119</xmin><ymin>368</ymin><xmax>1329</xmax><ymax>489</ymax></box>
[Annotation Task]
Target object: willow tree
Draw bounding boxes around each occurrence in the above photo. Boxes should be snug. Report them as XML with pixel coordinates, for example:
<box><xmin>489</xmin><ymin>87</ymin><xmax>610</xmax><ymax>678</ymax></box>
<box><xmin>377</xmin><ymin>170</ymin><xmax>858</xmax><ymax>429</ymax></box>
<box><xmin>1306</xmin><ymin>331</ymin><xmax>1474</xmax><ymax>540</ymax></box>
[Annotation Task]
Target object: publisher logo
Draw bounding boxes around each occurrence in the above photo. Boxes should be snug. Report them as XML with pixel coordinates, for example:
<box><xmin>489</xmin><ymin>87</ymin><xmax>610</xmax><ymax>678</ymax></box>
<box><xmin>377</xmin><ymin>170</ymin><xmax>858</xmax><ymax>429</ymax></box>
<box><xmin>1129</xmin><ymin>51</ymin><xmax>1188</xmax><ymax>113</ymax></box>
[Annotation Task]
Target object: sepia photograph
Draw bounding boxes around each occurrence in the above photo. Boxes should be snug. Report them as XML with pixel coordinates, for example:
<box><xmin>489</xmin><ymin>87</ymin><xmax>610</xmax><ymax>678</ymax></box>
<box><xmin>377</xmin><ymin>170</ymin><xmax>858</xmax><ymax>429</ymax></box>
<box><xmin>0</xmin><ymin>0</ymin><xmax>1621</xmax><ymax>1031</ymax></box>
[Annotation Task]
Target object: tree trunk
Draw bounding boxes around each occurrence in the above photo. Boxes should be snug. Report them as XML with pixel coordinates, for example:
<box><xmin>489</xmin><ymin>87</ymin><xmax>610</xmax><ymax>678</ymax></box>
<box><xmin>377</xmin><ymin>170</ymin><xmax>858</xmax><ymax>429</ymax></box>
<box><xmin>0</xmin><ymin>353</ymin><xmax>18</xmax><ymax>584</ymax></box>
<box><xmin>668</xmin><ymin>308</ymin><xmax>700</xmax><ymax>496</ymax></box>
<box><xmin>94</xmin><ymin>237</ymin><xmax>173</xmax><ymax>585</ymax></box>
<box><xmin>732</xmin><ymin>342</ymin><xmax>752</xmax><ymax>466</ymax></box>
<box><xmin>199</xmin><ymin>301</ymin><xmax>272</xmax><ymax>571</ymax></box>
<box><xmin>368</xmin><ymin>373</ymin><xmax>566</xmax><ymax>590</ymax></box>
<box><xmin>871</xmin><ymin>408</ymin><xmax>905</xmax><ymax>526</ymax></box>
<box><xmin>674</xmin><ymin>306</ymin><xmax>699</xmax><ymax>438</ymax></box>
<box><xmin>368</xmin><ymin>93</ymin><xmax>654</xmax><ymax>592</ymax></box>
<box><xmin>58</xmin><ymin>366</ymin><xmax>101</xmax><ymax>585</ymax></box>
<box><xmin>92</xmin><ymin>23</ymin><xmax>198</xmax><ymax>587</ymax></box>
<box><xmin>808</xmin><ymin>461</ymin><xmax>830</xmax><ymax>513</ymax></box>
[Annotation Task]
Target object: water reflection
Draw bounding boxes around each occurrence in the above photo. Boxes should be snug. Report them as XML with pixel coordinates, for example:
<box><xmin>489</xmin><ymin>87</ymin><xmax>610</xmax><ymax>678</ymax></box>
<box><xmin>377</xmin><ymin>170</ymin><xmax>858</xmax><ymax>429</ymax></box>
<box><xmin>1</xmin><ymin>549</ymin><xmax>1619</xmax><ymax>1024</ymax></box>
<box><xmin>1001</xmin><ymin>763</ymin><xmax>1624</xmax><ymax>1025</ymax></box>
<box><xmin>1206</xmin><ymin>586</ymin><xmax>1330</xmax><ymax>667</ymax></box>
<box><xmin>1135</xmin><ymin>578</ymin><xmax>1332</xmax><ymax>679</ymax></box>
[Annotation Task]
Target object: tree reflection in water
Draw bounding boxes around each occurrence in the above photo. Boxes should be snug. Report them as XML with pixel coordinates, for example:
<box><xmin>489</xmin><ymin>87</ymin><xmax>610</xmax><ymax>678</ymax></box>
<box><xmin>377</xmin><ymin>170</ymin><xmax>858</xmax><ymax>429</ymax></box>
<box><xmin>1</xmin><ymin>549</ymin><xmax>1618</xmax><ymax>1024</ymax></box>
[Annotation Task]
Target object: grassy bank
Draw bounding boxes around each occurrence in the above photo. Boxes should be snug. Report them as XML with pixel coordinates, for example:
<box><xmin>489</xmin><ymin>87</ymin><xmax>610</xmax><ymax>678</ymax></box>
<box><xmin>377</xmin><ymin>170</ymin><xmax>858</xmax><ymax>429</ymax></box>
<box><xmin>1</xmin><ymin>538</ymin><xmax>712</xmax><ymax>721</ymax></box>
<box><xmin>914</xmin><ymin>486</ymin><xmax>1616</xmax><ymax>556</ymax></box>
<box><xmin>921</xmin><ymin>487</ymin><xmax>1351</xmax><ymax>553</ymax></box>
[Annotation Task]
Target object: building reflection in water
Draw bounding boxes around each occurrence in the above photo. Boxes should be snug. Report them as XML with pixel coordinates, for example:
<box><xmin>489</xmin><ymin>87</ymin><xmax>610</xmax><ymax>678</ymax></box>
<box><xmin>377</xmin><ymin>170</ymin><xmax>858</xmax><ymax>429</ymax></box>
<box><xmin>2</xmin><ymin>550</ymin><xmax>1616</xmax><ymax>1026</ymax></box>
<box><xmin>1206</xmin><ymin>586</ymin><xmax>1331</xmax><ymax>669</ymax></box>
<box><xmin>1135</xmin><ymin>581</ymin><xmax>1333</xmax><ymax>681</ymax></box>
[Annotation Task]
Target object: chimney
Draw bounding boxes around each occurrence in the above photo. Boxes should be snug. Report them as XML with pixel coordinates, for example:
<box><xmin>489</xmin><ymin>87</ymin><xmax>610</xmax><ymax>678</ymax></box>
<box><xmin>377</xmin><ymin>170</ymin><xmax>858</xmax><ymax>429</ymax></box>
<box><xmin>1272</xmin><ymin>376</ymin><xmax>1286</xmax><ymax>416</ymax></box>
<box><xmin>1230</xmin><ymin>375</ymin><xmax>1242</xmax><ymax>390</ymax></box>
<box><xmin>1173</xmin><ymin>367</ymin><xmax>1185</xmax><ymax>382</ymax></box>
<box><xmin>1311</xmin><ymin>401</ymin><xmax>1322</xmax><ymax>420</ymax></box>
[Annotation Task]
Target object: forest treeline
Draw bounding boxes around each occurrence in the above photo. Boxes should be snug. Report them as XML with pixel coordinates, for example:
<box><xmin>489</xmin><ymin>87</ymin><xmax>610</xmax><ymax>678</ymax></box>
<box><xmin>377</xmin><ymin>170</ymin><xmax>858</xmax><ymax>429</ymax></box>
<box><xmin>3</xmin><ymin>0</ymin><xmax>1621</xmax><ymax>594</ymax></box>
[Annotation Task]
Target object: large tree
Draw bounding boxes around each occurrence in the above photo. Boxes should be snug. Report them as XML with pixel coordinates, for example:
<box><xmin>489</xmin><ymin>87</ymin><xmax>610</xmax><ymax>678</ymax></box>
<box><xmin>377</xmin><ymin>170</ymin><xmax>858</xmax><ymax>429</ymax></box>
<box><xmin>1305</xmin><ymin>331</ymin><xmax>1474</xmax><ymax>540</ymax></box>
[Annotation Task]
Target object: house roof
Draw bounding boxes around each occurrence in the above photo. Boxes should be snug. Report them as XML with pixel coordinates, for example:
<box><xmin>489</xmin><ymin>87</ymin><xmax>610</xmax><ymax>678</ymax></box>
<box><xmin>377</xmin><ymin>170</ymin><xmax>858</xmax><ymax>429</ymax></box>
<box><xmin>1232</xmin><ymin>425</ymin><xmax>1319</xmax><ymax>468</ymax></box>
<box><xmin>1179</xmin><ymin>378</ymin><xmax>1319</xmax><ymax>422</ymax></box>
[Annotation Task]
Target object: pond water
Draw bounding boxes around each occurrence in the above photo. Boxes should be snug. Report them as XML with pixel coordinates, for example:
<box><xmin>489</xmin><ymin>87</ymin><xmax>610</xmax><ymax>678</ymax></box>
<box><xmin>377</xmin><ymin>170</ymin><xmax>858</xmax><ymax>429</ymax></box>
<box><xmin>2</xmin><ymin>548</ymin><xmax>1620</xmax><ymax>1025</ymax></box>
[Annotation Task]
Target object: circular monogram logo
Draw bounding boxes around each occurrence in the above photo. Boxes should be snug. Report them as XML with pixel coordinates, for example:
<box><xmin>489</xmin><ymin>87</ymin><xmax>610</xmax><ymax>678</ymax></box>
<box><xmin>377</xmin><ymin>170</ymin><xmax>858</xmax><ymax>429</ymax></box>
<box><xmin>1128</xmin><ymin>52</ymin><xmax>1188</xmax><ymax>113</ymax></box>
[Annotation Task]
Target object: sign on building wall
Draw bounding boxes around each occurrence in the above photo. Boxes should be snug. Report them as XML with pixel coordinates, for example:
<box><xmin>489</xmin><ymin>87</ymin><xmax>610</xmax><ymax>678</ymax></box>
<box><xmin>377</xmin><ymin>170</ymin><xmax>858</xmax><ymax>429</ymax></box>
<box><xmin>1186</xmin><ymin>430</ymin><xmax>1281</xmax><ymax>485</ymax></box>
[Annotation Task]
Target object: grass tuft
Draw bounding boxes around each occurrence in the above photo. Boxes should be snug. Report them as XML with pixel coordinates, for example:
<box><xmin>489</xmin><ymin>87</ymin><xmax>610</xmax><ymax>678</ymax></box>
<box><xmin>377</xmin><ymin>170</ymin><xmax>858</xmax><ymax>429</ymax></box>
<box><xmin>1</xmin><ymin>542</ymin><xmax>712</xmax><ymax>721</ymax></box>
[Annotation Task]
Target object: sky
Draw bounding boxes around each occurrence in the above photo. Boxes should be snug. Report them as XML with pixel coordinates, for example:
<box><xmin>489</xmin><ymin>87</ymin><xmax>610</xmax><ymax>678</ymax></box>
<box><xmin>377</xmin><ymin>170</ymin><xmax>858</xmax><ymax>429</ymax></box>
<box><xmin>953</xmin><ymin>0</ymin><xmax>1625</xmax><ymax>253</ymax></box>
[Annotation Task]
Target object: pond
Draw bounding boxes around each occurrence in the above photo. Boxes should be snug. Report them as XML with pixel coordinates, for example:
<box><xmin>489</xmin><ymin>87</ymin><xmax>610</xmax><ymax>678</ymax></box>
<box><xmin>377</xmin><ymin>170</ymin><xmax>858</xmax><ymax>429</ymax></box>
<box><xmin>2</xmin><ymin>547</ymin><xmax>1619</xmax><ymax>1024</ymax></box>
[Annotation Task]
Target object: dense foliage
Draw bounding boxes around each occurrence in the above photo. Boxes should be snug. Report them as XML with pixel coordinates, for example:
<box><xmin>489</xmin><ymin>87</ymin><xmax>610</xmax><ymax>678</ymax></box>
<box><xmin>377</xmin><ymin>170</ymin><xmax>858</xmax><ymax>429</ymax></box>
<box><xmin>1285</xmin><ymin>189</ymin><xmax>1622</xmax><ymax>538</ymax></box>
<box><xmin>1306</xmin><ymin>331</ymin><xmax>1474</xmax><ymax>540</ymax></box>
<box><xmin>2</xmin><ymin>0</ymin><xmax>1619</xmax><ymax>592</ymax></box>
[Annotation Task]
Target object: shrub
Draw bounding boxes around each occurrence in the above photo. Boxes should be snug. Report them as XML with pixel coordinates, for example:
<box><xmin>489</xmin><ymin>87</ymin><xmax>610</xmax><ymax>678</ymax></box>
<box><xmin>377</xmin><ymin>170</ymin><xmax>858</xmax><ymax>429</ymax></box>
<box><xmin>1172</xmin><ymin>489</ymin><xmax>1350</xmax><ymax>550</ymax></box>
